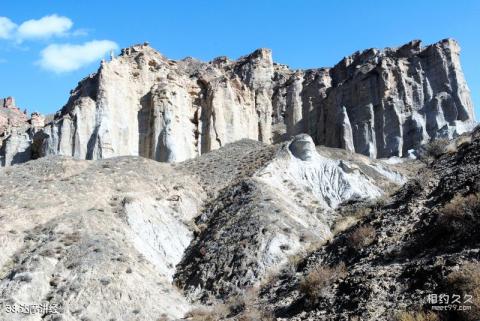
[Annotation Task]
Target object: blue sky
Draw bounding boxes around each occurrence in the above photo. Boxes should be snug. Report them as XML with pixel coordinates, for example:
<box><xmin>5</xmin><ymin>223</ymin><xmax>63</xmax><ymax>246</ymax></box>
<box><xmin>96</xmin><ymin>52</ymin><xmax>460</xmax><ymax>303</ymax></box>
<box><xmin>0</xmin><ymin>0</ymin><xmax>478</xmax><ymax>119</ymax></box>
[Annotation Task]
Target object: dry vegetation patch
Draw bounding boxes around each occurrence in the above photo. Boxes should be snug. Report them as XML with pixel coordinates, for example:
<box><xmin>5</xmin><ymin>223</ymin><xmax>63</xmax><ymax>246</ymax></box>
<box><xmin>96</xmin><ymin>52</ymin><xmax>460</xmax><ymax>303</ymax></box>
<box><xmin>332</xmin><ymin>206</ymin><xmax>372</xmax><ymax>235</ymax></box>
<box><xmin>422</xmin><ymin>139</ymin><xmax>450</xmax><ymax>160</ymax></box>
<box><xmin>447</xmin><ymin>262</ymin><xmax>480</xmax><ymax>320</ymax></box>
<box><xmin>300</xmin><ymin>262</ymin><xmax>346</xmax><ymax>302</ymax></box>
<box><xmin>439</xmin><ymin>193</ymin><xmax>480</xmax><ymax>221</ymax></box>
<box><xmin>186</xmin><ymin>304</ymin><xmax>229</xmax><ymax>321</ymax></box>
<box><xmin>237</xmin><ymin>308</ymin><xmax>274</xmax><ymax>321</ymax></box>
<box><xmin>186</xmin><ymin>287</ymin><xmax>274</xmax><ymax>321</ymax></box>
<box><xmin>348</xmin><ymin>225</ymin><xmax>376</xmax><ymax>250</ymax></box>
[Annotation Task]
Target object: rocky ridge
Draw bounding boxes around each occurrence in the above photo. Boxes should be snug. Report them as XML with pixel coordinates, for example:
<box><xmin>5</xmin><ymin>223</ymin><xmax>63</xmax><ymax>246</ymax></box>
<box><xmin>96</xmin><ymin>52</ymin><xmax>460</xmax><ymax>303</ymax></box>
<box><xmin>0</xmin><ymin>38</ymin><xmax>475</xmax><ymax>166</ymax></box>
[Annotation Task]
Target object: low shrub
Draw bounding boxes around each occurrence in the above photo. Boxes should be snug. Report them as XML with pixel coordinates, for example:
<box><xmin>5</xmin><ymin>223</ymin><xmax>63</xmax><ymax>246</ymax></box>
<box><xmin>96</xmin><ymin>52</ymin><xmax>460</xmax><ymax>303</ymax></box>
<box><xmin>299</xmin><ymin>262</ymin><xmax>346</xmax><ymax>302</ymax></box>
<box><xmin>422</xmin><ymin>139</ymin><xmax>450</xmax><ymax>159</ymax></box>
<box><xmin>348</xmin><ymin>225</ymin><xmax>376</xmax><ymax>250</ymax></box>
<box><xmin>438</xmin><ymin>193</ymin><xmax>479</xmax><ymax>224</ymax></box>
<box><xmin>186</xmin><ymin>304</ymin><xmax>229</xmax><ymax>321</ymax></box>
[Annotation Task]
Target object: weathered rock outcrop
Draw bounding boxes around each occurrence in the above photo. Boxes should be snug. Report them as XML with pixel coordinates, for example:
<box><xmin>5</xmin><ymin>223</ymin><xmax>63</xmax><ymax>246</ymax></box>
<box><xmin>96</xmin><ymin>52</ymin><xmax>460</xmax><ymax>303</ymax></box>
<box><xmin>0</xmin><ymin>97</ymin><xmax>28</xmax><ymax>136</ymax></box>
<box><xmin>313</xmin><ymin>39</ymin><xmax>475</xmax><ymax>158</ymax></box>
<box><xmin>174</xmin><ymin>135</ymin><xmax>409</xmax><ymax>302</ymax></box>
<box><xmin>0</xmin><ymin>97</ymin><xmax>44</xmax><ymax>166</ymax></box>
<box><xmin>37</xmin><ymin>44</ymin><xmax>272</xmax><ymax>163</ymax></box>
<box><xmin>2</xmin><ymin>39</ymin><xmax>476</xmax><ymax>167</ymax></box>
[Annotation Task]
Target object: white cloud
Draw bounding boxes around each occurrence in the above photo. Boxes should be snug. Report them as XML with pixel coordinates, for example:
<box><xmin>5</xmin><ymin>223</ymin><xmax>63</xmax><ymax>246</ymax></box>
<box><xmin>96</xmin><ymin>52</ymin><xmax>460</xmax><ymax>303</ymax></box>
<box><xmin>1</xmin><ymin>15</ymin><xmax>117</xmax><ymax>74</ymax></box>
<box><xmin>17</xmin><ymin>14</ymin><xmax>73</xmax><ymax>40</ymax></box>
<box><xmin>1</xmin><ymin>15</ymin><xmax>81</xmax><ymax>42</ymax></box>
<box><xmin>38</xmin><ymin>40</ymin><xmax>118</xmax><ymax>73</ymax></box>
<box><xmin>0</xmin><ymin>17</ymin><xmax>17</xmax><ymax>39</ymax></box>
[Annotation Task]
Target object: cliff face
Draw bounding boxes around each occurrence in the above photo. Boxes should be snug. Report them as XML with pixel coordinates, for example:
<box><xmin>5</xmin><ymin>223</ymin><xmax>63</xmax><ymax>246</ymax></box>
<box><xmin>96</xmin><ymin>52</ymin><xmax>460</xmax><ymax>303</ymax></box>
<box><xmin>273</xmin><ymin>39</ymin><xmax>475</xmax><ymax>157</ymax></box>
<box><xmin>2</xmin><ymin>39</ymin><xmax>475</xmax><ymax>166</ymax></box>
<box><xmin>38</xmin><ymin>45</ymin><xmax>275</xmax><ymax>163</ymax></box>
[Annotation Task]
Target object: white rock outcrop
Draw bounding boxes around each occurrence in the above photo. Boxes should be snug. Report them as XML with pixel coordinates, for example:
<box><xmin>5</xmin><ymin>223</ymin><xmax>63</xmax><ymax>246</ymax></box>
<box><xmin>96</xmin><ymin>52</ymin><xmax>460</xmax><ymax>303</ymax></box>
<box><xmin>174</xmin><ymin>135</ymin><xmax>410</xmax><ymax>300</ymax></box>
<box><xmin>259</xmin><ymin>134</ymin><xmax>384</xmax><ymax>209</ymax></box>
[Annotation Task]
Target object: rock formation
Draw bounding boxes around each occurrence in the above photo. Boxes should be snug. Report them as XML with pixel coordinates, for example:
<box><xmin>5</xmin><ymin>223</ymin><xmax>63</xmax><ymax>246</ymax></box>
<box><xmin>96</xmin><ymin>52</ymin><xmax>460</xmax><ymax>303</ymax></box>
<box><xmin>0</xmin><ymin>39</ymin><xmax>476</xmax><ymax>167</ymax></box>
<box><xmin>1</xmin><ymin>125</ymin><xmax>479</xmax><ymax>320</ymax></box>
<box><xmin>36</xmin><ymin>44</ymin><xmax>274</xmax><ymax>163</ymax></box>
<box><xmin>0</xmin><ymin>97</ymin><xmax>38</xmax><ymax>167</ymax></box>
<box><xmin>260</xmin><ymin>126</ymin><xmax>480</xmax><ymax>321</ymax></box>
<box><xmin>0</xmin><ymin>36</ymin><xmax>478</xmax><ymax>319</ymax></box>
<box><xmin>0</xmin><ymin>133</ymin><xmax>413</xmax><ymax>320</ymax></box>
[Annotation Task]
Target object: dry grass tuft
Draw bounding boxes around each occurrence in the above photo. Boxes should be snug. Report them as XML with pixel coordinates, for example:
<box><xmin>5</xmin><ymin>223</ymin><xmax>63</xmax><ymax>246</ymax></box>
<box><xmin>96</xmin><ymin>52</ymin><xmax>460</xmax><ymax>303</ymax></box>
<box><xmin>439</xmin><ymin>193</ymin><xmax>479</xmax><ymax>221</ymax></box>
<box><xmin>333</xmin><ymin>205</ymin><xmax>372</xmax><ymax>235</ymax></box>
<box><xmin>186</xmin><ymin>304</ymin><xmax>229</xmax><ymax>321</ymax></box>
<box><xmin>445</xmin><ymin>142</ymin><xmax>458</xmax><ymax>154</ymax></box>
<box><xmin>370</xmin><ymin>196</ymin><xmax>388</xmax><ymax>208</ymax></box>
<box><xmin>423</xmin><ymin>139</ymin><xmax>450</xmax><ymax>159</ymax></box>
<box><xmin>300</xmin><ymin>262</ymin><xmax>346</xmax><ymax>301</ymax></box>
<box><xmin>447</xmin><ymin>262</ymin><xmax>480</xmax><ymax>320</ymax></box>
<box><xmin>220</xmin><ymin>287</ymin><xmax>273</xmax><ymax>321</ymax></box>
<box><xmin>348</xmin><ymin>225</ymin><xmax>376</xmax><ymax>250</ymax></box>
<box><xmin>238</xmin><ymin>308</ymin><xmax>273</xmax><ymax>321</ymax></box>
<box><xmin>455</xmin><ymin>135</ymin><xmax>472</xmax><ymax>148</ymax></box>
<box><xmin>285</xmin><ymin>253</ymin><xmax>304</xmax><ymax>271</ymax></box>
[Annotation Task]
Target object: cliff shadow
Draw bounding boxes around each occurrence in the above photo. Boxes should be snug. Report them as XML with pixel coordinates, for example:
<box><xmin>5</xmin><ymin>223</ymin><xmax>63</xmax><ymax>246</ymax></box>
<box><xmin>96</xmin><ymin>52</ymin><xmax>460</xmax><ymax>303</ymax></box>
<box><xmin>138</xmin><ymin>92</ymin><xmax>154</xmax><ymax>159</ymax></box>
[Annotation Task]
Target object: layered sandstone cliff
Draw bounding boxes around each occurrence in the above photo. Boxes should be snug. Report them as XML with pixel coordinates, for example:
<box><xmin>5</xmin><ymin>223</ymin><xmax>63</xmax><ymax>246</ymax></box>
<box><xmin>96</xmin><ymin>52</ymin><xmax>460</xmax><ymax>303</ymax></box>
<box><xmin>1</xmin><ymin>39</ymin><xmax>476</xmax><ymax>166</ymax></box>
